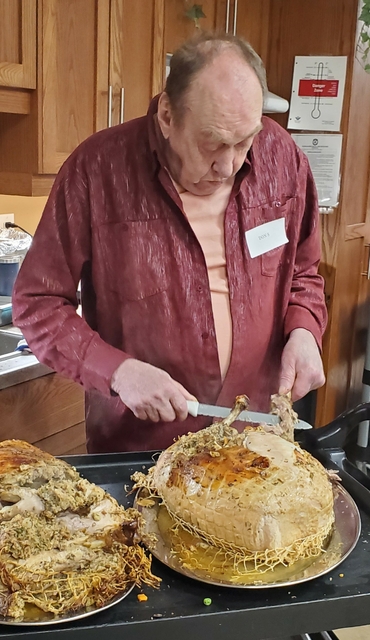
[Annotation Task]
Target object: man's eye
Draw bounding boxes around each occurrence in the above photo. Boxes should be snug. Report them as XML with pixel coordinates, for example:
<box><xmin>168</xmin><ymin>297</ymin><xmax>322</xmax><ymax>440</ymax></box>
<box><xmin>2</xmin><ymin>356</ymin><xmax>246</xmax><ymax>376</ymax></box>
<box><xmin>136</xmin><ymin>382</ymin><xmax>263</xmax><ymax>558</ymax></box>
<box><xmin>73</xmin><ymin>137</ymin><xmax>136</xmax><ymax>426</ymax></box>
<box><xmin>207</xmin><ymin>143</ymin><xmax>223</xmax><ymax>152</ymax></box>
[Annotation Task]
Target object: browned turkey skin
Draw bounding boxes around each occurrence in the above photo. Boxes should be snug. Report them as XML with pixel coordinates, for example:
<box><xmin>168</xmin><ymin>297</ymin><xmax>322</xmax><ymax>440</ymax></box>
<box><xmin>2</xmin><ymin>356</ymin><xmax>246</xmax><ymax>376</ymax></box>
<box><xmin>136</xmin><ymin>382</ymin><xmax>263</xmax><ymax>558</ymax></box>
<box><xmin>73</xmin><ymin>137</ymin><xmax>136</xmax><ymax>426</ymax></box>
<box><xmin>133</xmin><ymin>394</ymin><xmax>335</xmax><ymax>574</ymax></box>
<box><xmin>0</xmin><ymin>440</ymin><xmax>159</xmax><ymax>621</ymax></box>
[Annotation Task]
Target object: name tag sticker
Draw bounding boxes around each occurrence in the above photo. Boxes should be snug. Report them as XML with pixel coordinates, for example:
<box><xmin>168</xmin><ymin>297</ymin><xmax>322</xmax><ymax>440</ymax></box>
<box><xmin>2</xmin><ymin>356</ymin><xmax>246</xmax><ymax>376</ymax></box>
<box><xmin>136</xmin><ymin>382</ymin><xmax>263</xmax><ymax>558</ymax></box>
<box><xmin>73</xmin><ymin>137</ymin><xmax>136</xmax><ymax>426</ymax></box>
<box><xmin>245</xmin><ymin>217</ymin><xmax>288</xmax><ymax>258</ymax></box>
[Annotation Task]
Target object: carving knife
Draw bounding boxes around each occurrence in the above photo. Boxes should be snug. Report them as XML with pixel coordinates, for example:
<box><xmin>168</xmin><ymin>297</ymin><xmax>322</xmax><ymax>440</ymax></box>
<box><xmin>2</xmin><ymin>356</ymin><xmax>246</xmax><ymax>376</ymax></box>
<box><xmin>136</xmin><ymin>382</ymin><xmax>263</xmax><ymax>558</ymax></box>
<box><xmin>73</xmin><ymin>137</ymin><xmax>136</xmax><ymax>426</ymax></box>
<box><xmin>186</xmin><ymin>400</ymin><xmax>312</xmax><ymax>430</ymax></box>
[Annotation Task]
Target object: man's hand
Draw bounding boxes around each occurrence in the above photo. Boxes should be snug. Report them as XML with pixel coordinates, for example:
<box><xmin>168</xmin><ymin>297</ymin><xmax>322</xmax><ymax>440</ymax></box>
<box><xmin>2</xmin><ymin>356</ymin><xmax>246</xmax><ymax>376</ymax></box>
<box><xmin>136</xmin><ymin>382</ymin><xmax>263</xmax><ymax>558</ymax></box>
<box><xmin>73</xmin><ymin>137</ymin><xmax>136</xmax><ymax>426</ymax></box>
<box><xmin>278</xmin><ymin>328</ymin><xmax>325</xmax><ymax>402</ymax></box>
<box><xmin>111</xmin><ymin>359</ymin><xmax>196</xmax><ymax>422</ymax></box>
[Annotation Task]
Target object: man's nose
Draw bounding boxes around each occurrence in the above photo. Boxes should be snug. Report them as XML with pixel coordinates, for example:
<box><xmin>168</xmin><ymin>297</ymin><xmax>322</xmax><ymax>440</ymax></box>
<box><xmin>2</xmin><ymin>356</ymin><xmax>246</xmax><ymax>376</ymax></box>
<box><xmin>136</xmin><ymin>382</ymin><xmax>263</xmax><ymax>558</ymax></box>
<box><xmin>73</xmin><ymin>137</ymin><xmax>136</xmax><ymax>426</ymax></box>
<box><xmin>212</xmin><ymin>148</ymin><xmax>235</xmax><ymax>179</ymax></box>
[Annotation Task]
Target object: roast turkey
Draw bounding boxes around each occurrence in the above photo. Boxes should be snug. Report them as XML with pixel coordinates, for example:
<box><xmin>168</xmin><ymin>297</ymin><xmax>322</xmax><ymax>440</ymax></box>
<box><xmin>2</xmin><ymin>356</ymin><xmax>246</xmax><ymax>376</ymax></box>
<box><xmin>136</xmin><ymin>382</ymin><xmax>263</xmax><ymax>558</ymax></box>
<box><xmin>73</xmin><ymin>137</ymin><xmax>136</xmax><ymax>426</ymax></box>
<box><xmin>133</xmin><ymin>395</ymin><xmax>335</xmax><ymax>573</ymax></box>
<box><xmin>0</xmin><ymin>440</ymin><xmax>159</xmax><ymax>621</ymax></box>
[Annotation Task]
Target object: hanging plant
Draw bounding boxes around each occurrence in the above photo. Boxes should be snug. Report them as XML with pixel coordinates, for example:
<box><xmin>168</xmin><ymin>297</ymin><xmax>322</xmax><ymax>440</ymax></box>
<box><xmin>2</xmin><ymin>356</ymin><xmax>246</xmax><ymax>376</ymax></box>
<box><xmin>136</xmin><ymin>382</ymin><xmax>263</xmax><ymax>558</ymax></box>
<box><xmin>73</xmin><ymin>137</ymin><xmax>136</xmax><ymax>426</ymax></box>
<box><xmin>357</xmin><ymin>0</ymin><xmax>370</xmax><ymax>72</ymax></box>
<box><xmin>185</xmin><ymin>4</ymin><xmax>206</xmax><ymax>29</ymax></box>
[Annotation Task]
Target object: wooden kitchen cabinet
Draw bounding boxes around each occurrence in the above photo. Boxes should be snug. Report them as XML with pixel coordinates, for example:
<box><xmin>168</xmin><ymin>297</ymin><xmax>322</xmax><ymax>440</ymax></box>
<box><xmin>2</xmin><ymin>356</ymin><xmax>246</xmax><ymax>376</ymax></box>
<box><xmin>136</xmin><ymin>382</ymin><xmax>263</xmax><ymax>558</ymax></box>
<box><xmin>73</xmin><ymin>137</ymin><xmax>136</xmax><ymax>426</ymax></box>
<box><xmin>107</xmin><ymin>0</ymin><xmax>160</xmax><ymax>125</ymax></box>
<box><xmin>262</xmin><ymin>0</ymin><xmax>370</xmax><ymax>427</ymax></box>
<box><xmin>40</xmin><ymin>0</ymin><xmax>106</xmax><ymax>177</ymax></box>
<box><xmin>217</xmin><ymin>0</ymin><xmax>370</xmax><ymax>427</ymax></box>
<box><xmin>0</xmin><ymin>0</ymin><xmax>161</xmax><ymax>195</ymax></box>
<box><xmin>0</xmin><ymin>0</ymin><xmax>36</xmax><ymax>89</ymax></box>
<box><xmin>0</xmin><ymin>0</ymin><xmax>36</xmax><ymax>115</ymax></box>
<box><xmin>0</xmin><ymin>0</ymin><xmax>104</xmax><ymax>194</ymax></box>
<box><xmin>41</xmin><ymin>0</ymin><xmax>160</xmax><ymax>174</ymax></box>
<box><xmin>0</xmin><ymin>372</ymin><xmax>86</xmax><ymax>456</ymax></box>
<box><xmin>0</xmin><ymin>0</ymin><xmax>230</xmax><ymax>195</ymax></box>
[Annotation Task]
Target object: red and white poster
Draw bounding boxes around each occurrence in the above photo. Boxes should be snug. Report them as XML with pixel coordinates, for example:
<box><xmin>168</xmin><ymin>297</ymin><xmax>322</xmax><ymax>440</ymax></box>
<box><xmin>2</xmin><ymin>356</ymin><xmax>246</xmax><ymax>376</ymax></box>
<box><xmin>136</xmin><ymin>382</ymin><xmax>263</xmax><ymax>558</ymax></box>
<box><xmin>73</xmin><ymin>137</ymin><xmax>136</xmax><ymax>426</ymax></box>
<box><xmin>288</xmin><ymin>56</ymin><xmax>347</xmax><ymax>131</ymax></box>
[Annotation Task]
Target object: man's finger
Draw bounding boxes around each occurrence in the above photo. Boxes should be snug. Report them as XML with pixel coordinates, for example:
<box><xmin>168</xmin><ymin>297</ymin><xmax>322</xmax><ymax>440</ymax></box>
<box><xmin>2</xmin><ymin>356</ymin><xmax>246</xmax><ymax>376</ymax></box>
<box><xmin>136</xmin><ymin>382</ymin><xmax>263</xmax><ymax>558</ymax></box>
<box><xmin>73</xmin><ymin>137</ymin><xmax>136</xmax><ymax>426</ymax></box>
<box><xmin>169</xmin><ymin>394</ymin><xmax>189</xmax><ymax>421</ymax></box>
<box><xmin>170</xmin><ymin>381</ymin><xmax>197</xmax><ymax>420</ymax></box>
<box><xmin>172</xmin><ymin>380</ymin><xmax>197</xmax><ymax>401</ymax></box>
<box><xmin>145</xmin><ymin>408</ymin><xmax>162</xmax><ymax>423</ymax></box>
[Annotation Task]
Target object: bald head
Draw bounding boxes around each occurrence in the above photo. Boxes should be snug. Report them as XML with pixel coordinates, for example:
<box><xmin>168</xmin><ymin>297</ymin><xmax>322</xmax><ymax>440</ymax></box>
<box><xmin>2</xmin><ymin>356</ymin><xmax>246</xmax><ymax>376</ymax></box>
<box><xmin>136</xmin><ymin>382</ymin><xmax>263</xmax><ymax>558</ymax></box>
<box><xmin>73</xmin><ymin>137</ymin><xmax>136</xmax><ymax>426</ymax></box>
<box><xmin>184</xmin><ymin>48</ymin><xmax>263</xmax><ymax>142</ymax></box>
<box><xmin>165</xmin><ymin>33</ymin><xmax>267</xmax><ymax>123</ymax></box>
<box><xmin>157</xmin><ymin>44</ymin><xmax>263</xmax><ymax>196</ymax></box>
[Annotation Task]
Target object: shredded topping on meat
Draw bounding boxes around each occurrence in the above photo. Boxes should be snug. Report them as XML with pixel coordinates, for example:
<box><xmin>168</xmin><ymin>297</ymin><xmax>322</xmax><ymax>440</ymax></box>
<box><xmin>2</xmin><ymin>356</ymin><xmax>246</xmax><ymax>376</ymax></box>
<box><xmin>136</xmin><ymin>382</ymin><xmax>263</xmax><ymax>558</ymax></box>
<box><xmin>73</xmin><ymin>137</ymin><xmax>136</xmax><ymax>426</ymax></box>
<box><xmin>270</xmin><ymin>391</ymin><xmax>298</xmax><ymax>442</ymax></box>
<box><xmin>133</xmin><ymin>394</ymin><xmax>335</xmax><ymax>576</ymax></box>
<box><xmin>0</xmin><ymin>440</ymin><xmax>160</xmax><ymax>621</ymax></box>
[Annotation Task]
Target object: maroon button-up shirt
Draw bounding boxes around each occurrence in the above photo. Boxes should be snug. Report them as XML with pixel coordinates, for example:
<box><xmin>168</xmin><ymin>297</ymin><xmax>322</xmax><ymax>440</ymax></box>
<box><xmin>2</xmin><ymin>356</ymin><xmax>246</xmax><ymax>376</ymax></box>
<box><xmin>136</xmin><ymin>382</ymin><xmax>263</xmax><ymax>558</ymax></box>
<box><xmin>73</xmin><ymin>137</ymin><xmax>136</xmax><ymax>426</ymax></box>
<box><xmin>12</xmin><ymin>97</ymin><xmax>327</xmax><ymax>453</ymax></box>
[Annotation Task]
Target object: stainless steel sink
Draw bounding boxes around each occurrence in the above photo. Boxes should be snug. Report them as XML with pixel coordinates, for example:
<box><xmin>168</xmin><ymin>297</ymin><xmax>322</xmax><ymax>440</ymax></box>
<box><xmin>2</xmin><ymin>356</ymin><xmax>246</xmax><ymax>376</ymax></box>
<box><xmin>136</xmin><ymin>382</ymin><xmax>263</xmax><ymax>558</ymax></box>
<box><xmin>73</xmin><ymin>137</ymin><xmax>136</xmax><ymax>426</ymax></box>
<box><xmin>0</xmin><ymin>329</ymin><xmax>52</xmax><ymax>390</ymax></box>
<box><xmin>0</xmin><ymin>331</ymin><xmax>20</xmax><ymax>356</ymax></box>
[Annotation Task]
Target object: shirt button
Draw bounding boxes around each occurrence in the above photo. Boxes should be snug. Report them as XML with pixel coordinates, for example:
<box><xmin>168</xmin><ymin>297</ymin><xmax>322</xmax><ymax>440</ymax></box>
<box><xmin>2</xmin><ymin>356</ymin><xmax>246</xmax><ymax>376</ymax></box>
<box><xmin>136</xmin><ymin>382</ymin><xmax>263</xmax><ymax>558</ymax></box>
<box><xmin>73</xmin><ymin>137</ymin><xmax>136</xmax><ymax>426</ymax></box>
<box><xmin>201</xmin><ymin>332</ymin><xmax>209</xmax><ymax>340</ymax></box>
<box><xmin>197</xmin><ymin>285</ymin><xmax>203</xmax><ymax>292</ymax></box>
<box><xmin>274</xmin><ymin>200</ymin><xmax>281</xmax><ymax>207</ymax></box>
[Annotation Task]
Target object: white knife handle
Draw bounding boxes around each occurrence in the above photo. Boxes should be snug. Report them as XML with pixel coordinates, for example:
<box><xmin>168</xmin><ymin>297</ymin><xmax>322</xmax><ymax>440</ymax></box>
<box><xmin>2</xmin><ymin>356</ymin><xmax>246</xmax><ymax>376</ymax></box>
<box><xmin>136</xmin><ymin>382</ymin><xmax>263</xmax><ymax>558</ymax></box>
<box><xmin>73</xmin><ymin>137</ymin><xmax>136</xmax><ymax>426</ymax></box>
<box><xmin>187</xmin><ymin>400</ymin><xmax>199</xmax><ymax>417</ymax></box>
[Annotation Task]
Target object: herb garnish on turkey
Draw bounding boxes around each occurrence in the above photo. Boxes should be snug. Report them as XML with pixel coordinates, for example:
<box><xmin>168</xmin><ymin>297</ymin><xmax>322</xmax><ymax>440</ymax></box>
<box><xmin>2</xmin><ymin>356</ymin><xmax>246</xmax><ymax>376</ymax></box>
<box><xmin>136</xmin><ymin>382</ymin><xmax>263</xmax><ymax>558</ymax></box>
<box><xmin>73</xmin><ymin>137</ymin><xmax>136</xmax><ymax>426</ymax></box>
<box><xmin>0</xmin><ymin>440</ymin><xmax>159</xmax><ymax>621</ymax></box>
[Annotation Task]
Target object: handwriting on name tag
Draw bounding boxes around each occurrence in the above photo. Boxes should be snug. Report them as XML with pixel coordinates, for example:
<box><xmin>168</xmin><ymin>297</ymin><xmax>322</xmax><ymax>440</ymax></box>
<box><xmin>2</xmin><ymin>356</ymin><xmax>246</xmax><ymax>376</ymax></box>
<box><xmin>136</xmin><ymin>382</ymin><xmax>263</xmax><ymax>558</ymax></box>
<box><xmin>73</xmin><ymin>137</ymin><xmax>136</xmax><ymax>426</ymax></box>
<box><xmin>245</xmin><ymin>218</ymin><xmax>288</xmax><ymax>259</ymax></box>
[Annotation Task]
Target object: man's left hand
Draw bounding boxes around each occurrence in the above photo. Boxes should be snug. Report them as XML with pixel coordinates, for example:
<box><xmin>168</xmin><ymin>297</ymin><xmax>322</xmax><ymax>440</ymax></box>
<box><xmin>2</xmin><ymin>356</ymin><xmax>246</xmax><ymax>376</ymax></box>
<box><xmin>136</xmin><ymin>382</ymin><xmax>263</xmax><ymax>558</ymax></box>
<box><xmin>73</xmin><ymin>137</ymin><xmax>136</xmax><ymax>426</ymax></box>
<box><xmin>278</xmin><ymin>328</ymin><xmax>325</xmax><ymax>402</ymax></box>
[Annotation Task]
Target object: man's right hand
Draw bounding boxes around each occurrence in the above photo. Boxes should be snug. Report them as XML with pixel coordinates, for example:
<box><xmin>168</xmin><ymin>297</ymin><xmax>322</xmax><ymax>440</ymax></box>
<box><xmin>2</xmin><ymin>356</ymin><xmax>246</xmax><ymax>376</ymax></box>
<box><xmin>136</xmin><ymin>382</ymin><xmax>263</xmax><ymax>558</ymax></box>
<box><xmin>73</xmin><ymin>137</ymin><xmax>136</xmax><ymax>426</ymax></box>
<box><xmin>110</xmin><ymin>359</ymin><xmax>195</xmax><ymax>423</ymax></box>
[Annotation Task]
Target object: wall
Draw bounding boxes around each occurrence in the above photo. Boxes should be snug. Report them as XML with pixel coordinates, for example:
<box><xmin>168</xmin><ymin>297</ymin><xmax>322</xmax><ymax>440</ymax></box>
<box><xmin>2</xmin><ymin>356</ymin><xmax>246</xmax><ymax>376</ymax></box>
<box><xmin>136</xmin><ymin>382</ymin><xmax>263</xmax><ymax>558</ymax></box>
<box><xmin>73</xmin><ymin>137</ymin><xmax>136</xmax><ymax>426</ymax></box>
<box><xmin>0</xmin><ymin>194</ymin><xmax>46</xmax><ymax>235</ymax></box>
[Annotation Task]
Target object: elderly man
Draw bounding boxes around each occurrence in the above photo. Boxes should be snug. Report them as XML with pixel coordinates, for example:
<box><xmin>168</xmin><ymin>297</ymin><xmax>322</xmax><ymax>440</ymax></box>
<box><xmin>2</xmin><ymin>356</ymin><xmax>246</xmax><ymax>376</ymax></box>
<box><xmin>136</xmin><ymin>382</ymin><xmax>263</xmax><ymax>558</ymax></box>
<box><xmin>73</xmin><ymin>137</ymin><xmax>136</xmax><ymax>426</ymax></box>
<box><xmin>12</xmin><ymin>33</ymin><xmax>326</xmax><ymax>453</ymax></box>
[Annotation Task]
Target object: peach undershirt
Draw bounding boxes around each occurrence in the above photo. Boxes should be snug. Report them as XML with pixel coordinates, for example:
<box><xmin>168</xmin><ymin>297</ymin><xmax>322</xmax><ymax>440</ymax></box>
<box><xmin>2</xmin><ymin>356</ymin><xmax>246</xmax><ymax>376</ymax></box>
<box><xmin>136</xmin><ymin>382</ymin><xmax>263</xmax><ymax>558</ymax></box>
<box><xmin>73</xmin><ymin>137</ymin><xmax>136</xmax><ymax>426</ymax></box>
<box><xmin>172</xmin><ymin>177</ymin><xmax>234</xmax><ymax>379</ymax></box>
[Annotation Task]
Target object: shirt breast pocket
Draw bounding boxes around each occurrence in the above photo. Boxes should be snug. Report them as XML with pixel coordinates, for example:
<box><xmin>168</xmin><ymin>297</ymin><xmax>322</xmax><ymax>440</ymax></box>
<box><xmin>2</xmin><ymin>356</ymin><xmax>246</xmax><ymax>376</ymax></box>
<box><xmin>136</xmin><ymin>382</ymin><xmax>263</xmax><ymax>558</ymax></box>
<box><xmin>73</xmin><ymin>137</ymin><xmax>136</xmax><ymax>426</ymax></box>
<box><xmin>97</xmin><ymin>219</ymin><xmax>170</xmax><ymax>301</ymax></box>
<box><xmin>261</xmin><ymin>244</ymin><xmax>286</xmax><ymax>277</ymax></box>
<box><xmin>257</xmin><ymin>197</ymin><xmax>295</xmax><ymax>277</ymax></box>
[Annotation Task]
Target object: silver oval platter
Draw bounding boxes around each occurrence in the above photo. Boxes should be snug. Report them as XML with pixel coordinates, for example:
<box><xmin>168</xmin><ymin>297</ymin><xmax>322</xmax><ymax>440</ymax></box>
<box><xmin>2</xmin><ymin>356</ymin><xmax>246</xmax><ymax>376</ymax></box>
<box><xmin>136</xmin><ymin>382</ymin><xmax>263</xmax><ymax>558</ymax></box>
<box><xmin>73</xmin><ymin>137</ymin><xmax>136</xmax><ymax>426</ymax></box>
<box><xmin>135</xmin><ymin>484</ymin><xmax>361</xmax><ymax>589</ymax></box>
<box><xmin>0</xmin><ymin>583</ymin><xmax>134</xmax><ymax>627</ymax></box>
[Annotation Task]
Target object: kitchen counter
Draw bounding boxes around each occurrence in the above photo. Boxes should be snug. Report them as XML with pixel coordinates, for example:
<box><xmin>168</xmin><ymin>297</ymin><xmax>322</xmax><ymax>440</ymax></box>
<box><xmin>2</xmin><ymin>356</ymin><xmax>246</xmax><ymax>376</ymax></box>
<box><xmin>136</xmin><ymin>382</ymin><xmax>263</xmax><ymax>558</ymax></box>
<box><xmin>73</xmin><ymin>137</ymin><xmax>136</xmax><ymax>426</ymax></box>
<box><xmin>0</xmin><ymin>350</ymin><xmax>52</xmax><ymax>389</ymax></box>
<box><xmin>0</xmin><ymin>325</ymin><xmax>52</xmax><ymax>390</ymax></box>
<box><xmin>0</xmin><ymin>324</ymin><xmax>85</xmax><ymax>455</ymax></box>
<box><xmin>0</xmin><ymin>303</ymin><xmax>81</xmax><ymax>390</ymax></box>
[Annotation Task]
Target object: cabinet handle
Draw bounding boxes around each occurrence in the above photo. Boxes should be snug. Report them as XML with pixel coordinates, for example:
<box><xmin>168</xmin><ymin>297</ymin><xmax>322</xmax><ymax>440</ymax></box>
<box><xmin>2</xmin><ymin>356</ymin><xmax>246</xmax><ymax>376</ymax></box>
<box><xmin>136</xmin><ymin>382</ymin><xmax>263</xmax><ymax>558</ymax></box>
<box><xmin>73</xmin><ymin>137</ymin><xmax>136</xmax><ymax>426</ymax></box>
<box><xmin>120</xmin><ymin>87</ymin><xmax>125</xmax><ymax>124</ymax></box>
<box><xmin>225</xmin><ymin>0</ymin><xmax>231</xmax><ymax>33</ymax></box>
<box><xmin>362</xmin><ymin>244</ymin><xmax>370</xmax><ymax>279</ymax></box>
<box><xmin>108</xmin><ymin>85</ymin><xmax>113</xmax><ymax>128</ymax></box>
<box><xmin>233</xmin><ymin>0</ymin><xmax>238</xmax><ymax>35</ymax></box>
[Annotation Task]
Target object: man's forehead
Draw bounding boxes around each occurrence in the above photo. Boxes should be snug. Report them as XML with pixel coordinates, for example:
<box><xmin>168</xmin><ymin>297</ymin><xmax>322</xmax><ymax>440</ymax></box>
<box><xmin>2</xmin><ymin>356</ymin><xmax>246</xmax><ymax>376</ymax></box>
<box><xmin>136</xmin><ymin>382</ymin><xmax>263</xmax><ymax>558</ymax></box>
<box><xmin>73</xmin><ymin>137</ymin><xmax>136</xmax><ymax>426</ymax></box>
<box><xmin>184</xmin><ymin>71</ymin><xmax>263</xmax><ymax>136</ymax></box>
<box><xmin>199</xmin><ymin>122</ymin><xmax>263</xmax><ymax>144</ymax></box>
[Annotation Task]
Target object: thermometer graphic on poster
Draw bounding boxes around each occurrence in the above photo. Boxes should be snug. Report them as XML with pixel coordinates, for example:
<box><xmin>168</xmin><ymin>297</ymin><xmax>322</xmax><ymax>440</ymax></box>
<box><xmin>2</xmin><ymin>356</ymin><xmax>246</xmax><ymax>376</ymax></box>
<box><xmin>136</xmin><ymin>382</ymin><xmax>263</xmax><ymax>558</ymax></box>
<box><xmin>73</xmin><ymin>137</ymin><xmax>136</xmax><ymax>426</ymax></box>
<box><xmin>288</xmin><ymin>56</ymin><xmax>347</xmax><ymax>131</ymax></box>
<box><xmin>310</xmin><ymin>62</ymin><xmax>324</xmax><ymax>119</ymax></box>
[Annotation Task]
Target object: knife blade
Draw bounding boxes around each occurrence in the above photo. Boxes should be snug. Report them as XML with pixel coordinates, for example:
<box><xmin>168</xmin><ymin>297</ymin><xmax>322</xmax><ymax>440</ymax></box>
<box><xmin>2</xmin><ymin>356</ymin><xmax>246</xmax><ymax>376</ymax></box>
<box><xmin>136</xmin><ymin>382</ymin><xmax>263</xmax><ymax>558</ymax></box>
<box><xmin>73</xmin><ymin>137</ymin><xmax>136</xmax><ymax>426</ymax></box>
<box><xmin>186</xmin><ymin>400</ymin><xmax>312</xmax><ymax>430</ymax></box>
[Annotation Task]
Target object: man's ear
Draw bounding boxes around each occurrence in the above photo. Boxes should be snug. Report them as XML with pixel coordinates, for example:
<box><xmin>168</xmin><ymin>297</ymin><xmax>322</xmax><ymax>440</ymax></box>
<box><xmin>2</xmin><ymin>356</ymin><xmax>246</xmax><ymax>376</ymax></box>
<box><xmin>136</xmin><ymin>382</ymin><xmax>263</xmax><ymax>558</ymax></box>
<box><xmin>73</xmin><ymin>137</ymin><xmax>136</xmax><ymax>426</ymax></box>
<box><xmin>157</xmin><ymin>93</ymin><xmax>172</xmax><ymax>139</ymax></box>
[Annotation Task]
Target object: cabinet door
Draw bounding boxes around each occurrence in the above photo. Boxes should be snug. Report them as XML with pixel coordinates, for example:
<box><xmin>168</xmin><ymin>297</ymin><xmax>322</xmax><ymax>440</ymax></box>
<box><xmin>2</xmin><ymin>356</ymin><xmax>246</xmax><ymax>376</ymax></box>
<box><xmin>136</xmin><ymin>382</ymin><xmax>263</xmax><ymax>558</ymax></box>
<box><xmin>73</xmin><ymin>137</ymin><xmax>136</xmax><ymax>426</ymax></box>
<box><xmin>230</xmin><ymin>0</ymin><xmax>271</xmax><ymax>62</ymax></box>
<box><xmin>108</xmin><ymin>0</ymin><xmax>158</xmax><ymax>125</ymax></box>
<box><xmin>108</xmin><ymin>0</ymin><xmax>223</xmax><ymax>126</ymax></box>
<box><xmin>40</xmin><ymin>0</ymin><xmax>110</xmax><ymax>174</ymax></box>
<box><xmin>0</xmin><ymin>0</ymin><xmax>36</xmax><ymax>89</ymax></box>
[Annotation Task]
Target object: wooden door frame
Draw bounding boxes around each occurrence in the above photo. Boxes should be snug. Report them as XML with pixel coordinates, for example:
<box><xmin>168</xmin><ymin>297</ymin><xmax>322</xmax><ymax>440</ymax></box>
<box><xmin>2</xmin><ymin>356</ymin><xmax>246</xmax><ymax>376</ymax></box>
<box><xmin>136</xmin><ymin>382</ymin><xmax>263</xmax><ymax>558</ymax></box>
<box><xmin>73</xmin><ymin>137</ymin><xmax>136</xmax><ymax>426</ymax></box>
<box><xmin>152</xmin><ymin>0</ymin><xmax>165</xmax><ymax>96</ymax></box>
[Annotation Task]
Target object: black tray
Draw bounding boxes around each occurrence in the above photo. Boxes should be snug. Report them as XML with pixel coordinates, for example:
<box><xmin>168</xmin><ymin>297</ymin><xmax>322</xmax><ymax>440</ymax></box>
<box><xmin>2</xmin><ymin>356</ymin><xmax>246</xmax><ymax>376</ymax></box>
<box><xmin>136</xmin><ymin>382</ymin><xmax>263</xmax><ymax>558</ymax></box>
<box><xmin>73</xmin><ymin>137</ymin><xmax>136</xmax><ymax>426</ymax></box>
<box><xmin>1</xmin><ymin>450</ymin><xmax>370</xmax><ymax>640</ymax></box>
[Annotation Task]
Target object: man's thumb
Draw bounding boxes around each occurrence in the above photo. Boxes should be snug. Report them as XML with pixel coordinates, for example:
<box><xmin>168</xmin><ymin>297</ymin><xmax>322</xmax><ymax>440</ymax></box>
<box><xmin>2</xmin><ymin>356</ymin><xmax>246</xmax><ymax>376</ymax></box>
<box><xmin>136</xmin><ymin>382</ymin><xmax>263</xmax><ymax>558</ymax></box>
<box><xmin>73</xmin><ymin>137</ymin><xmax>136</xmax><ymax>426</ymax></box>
<box><xmin>278</xmin><ymin>373</ymin><xmax>294</xmax><ymax>396</ymax></box>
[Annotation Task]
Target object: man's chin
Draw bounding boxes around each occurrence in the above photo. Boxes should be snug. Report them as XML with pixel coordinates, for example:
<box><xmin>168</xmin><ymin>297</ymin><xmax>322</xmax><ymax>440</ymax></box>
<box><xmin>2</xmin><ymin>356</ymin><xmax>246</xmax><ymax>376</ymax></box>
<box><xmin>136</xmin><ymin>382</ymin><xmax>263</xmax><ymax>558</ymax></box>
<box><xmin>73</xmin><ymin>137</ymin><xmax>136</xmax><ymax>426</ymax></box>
<box><xmin>187</xmin><ymin>180</ymin><xmax>227</xmax><ymax>196</ymax></box>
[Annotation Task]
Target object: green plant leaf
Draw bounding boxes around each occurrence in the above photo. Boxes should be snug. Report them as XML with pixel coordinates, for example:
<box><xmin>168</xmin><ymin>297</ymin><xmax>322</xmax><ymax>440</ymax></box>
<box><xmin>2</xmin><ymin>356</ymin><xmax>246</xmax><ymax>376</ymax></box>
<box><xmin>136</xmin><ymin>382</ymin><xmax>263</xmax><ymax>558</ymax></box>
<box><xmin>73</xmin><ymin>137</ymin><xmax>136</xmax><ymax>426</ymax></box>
<box><xmin>185</xmin><ymin>4</ymin><xmax>206</xmax><ymax>21</ymax></box>
<box><xmin>359</xmin><ymin>6</ymin><xmax>370</xmax><ymax>25</ymax></box>
<box><xmin>358</xmin><ymin>2</ymin><xmax>370</xmax><ymax>70</ymax></box>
